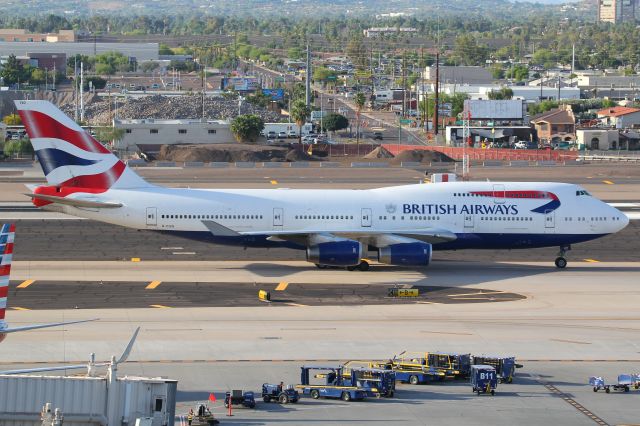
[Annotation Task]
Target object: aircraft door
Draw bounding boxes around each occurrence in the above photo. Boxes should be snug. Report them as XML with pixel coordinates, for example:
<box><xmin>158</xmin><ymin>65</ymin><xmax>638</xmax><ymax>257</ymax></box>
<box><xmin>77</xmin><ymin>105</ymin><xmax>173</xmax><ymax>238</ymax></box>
<box><xmin>544</xmin><ymin>209</ymin><xmax>555</xmax><ymax>231</ymax></box>
<box><xmin>464</xmin><ymin>213</ymin><xmax>474</xmax><ymax>229</ymax></box>
<box><xmin>361</xmin><ymin>208</ymin><xmax>372</xmax><ymax>227</ymax></box>
<box><xmin>146</xmin><ymin>207</ymin><xmax>157</xmax><ymax>226</ymax></box>
<box><xmin>493</xmin><ymin>184</ymin><xmax>505</xmax><ymax>204</ymax></box>
<box><xmin>273</xmin><ymin>208</ymin><xmax>284</xmax><ymax>227</ymax></box>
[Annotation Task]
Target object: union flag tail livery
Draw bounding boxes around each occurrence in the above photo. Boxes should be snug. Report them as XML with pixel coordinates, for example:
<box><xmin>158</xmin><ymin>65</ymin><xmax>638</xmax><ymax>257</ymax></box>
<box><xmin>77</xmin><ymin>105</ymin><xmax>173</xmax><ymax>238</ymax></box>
<box><xmin>0</xmin><ymin>223</ymin><xmax>96</xmax><ymax>343</ymax></box>
<box><xmin>0</xmin><ymin>223</ymin><xmax>15</xmax><ymax>326</ymax></box>
<box><xmin>16</xmin><ymin>101</ymin><xmax>628</xmax><ymax>270</ymax></box>
<box><xmin>15</xmin><ymin>100</ymin><xmax>151</xmax><ymax>207</ymax></box>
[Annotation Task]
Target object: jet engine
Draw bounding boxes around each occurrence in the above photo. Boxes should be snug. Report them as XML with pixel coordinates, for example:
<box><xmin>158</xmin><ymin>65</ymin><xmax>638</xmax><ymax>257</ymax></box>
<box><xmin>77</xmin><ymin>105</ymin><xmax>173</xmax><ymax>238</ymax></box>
<box><xmin>306</xmin><ymin>240</ymin><xmax>363</xmax><ymax>267</ymax></box>
<box><xmin>378</xmin><ymin>242</ymin><xmax>432</xmax><ymax>266</ymax></box>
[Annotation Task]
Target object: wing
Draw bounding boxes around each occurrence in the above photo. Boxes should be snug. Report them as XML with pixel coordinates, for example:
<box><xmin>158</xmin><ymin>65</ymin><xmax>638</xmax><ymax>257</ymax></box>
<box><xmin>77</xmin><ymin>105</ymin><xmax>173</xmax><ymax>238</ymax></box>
<box><xmin>247</xmin><ymin>229</ymin><xmax>457</xmax><ymax>246</ymax></box>
<box><xmin>2</xmin><ymin>318</ymin><xmax>98</xmax><ymax>333</ymax></box>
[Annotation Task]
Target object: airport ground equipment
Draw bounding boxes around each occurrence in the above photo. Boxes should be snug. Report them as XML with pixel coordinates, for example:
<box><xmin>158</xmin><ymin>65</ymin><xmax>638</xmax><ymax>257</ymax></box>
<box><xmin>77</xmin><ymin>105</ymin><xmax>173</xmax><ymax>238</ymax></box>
<box><xmin>193</xmin><ymin>404</ymin><xmax>219</xmax><ymax>425</ymax></box>
<box><xmin>224</xmin><ymin>390</ymin><xmax>256</xmax><ymax>408</ymax></box>
<box><xmin>633</xmin><ymin>374</ymin><xmax>640</xmax><ymax>390</ymax></box>
<box><xmin>297</xmin><ymin>366</ymin><xmax>367</xmax><ymax>401</ymax></box>
<box><xmin>374</xmin><ymin>360</ymin><xmax>445</xmax><ymax>385</ymax></box>
<box><xmin>472</xmin><ymin>356</ymin><xmax>521</xmax><ymax>383</ymax></box>
<box><xmin>470</xmin><ymin>365</ymin><xmax>497</xmax><ymax>395</ymax></box>
<box><xmin>589</xmin><ymin>375</ymin><xmax>633</xmax><ymax>393</ymax></box>
<box><xmin>262</xmin><ymin>383</ymin><xmax>300</xmax><ymax>403</ymax></box>
<box><xmin>342</xmin><ymin>366</ymin><xmax>396</xmax><ymax>398</ymax></box>
<box><xmin>392</xmin><ymin>351</ymin><xmax>459</xmax><ymax>379</ymax></box>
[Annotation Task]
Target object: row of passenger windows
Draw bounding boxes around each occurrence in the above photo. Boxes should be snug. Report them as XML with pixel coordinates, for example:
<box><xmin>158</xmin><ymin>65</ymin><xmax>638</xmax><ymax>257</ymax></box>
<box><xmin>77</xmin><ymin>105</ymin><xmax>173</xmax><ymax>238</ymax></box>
<box><xmin>480</xmin><ymin>216</ymin><xmax>532</xmax><ymax>221</ymax></box>
<box><xmin>161</xmin><ymin>214</ymin><xmax>263</xmax><ymax>220</ymax></box>
<box><xmin>564</xmin><ymin>216</ymin><xmax>622</xmax><ymax>222</ymax></box>
<box><xmin>295</xmin><ymin>215</ymin><xmax>354</xmax><ymax>220</ymax></box>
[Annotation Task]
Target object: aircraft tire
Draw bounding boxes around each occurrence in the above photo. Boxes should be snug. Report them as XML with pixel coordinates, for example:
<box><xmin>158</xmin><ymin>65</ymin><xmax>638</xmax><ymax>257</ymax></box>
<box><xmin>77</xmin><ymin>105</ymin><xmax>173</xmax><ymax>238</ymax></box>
<box><xmin>358</xmin><ymin>261</ymin><xmax>370</xmax><ymax>271</ymax></box>
<box><xmin>555</xmin><ymin>257</ymin><xmax>567</xmax><ymax>268</ymax></box>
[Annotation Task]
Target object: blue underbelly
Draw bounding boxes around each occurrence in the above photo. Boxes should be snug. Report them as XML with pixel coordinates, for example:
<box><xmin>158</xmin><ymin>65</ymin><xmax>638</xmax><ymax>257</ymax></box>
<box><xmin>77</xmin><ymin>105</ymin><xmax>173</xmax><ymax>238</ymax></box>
<box><xmin>154</xmin><ymin>230</ymin><xmax>606</xmax><ymax>250</ymax></box>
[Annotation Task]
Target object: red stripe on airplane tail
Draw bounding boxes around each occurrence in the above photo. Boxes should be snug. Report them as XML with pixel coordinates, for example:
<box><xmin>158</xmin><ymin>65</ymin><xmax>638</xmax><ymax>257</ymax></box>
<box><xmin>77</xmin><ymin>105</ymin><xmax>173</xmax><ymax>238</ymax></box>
<box><xmin>0</xmin><ymin>265</ymin><xmax>10</xmax><ymax>276</ymax></box>
<box><xmin>0</xmin><ymin>287</ymin><xmax>8</xmax><ymax>298</ymax></box>
<box><xmin>3</xmin><ymin>243</ymin><xmax>13</xmax><ymax>255</ymax></box>
<box><xmin>18</xmin><ymin>110</ymin><xmax>111</xmax><ymax>154</ymax></box>
<box><xmin>9</xmin><ymin>224</ymin><xmax>15</xmax><ymax>233</ymax></box>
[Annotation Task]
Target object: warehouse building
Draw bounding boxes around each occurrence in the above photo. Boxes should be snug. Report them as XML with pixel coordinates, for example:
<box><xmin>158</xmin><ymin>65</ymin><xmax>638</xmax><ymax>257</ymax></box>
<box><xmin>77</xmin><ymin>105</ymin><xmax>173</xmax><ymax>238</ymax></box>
<box><xmin>0</xmin><ymin>42</ymin><xmax>159</xmax><ymax>62</ymax></box>
<box><xmin>114</xmin><ymin>118</ymin><xmax>234</xmax><ymax>152</ymax></box>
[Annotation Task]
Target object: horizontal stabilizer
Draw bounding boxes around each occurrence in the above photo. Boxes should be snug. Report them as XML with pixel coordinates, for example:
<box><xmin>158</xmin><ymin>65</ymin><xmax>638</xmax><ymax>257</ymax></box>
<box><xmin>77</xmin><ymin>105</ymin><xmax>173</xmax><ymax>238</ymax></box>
<box><xmin>24</xmin><ymin>193</ymin><xmax>122</xmax><ymax>209</ymax></box>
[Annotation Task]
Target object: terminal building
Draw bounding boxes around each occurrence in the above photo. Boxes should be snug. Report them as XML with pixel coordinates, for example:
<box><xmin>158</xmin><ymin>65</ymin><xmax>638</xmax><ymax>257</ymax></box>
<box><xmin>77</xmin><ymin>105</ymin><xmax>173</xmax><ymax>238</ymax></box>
<box><xmin>114</xmin><ymin>118</ymin><xmax>234</xmax><ymax>153</ymax></box>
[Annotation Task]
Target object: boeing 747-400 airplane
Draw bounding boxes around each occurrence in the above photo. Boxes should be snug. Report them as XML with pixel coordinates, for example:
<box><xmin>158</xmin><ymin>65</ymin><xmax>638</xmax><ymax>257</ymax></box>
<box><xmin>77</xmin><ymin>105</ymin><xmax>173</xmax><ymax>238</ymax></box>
<box><xmin>16</xmin><ymin>100</ymin><xmax>629</xmax><ymax>271</ymax></box>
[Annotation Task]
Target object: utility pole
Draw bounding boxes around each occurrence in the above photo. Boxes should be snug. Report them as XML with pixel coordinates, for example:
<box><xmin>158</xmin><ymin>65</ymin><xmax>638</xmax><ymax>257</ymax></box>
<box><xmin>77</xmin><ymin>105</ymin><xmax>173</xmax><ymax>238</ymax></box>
<box><xmin>305</xmin><ymin>43</ymin><xmax>311</xmax><ymax>107</ymax></box>
<box><xmin>433</xmin><ymin>52</ymin><xmax>440</xmax><ymax>136</ymax></box>
<box><xmin>74</xmin><ymin>56</ymin><xmax>78</xmax><ymax>121</ymax></box>
<box><xmin>557</xmin><ymin>74</ymin><xmax>561</xmax><ymax>102</ymax></box>
<box><xmin>80</xmin><ymin>61</ymin><xmax>84</xmax><ymax>122</ymax></box>
<box><xmin>402</xmin><ymin>52</ymin><xmax>406</xmax><ymax>118</ymax></box>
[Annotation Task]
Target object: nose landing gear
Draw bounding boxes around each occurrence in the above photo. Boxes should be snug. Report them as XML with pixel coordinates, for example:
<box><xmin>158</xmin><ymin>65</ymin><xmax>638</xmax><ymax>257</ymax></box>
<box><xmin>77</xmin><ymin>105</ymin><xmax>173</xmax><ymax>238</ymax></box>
<box><xmin>555</xmin><ymin>245</ymin><xmax>571</xmax><ymax>269</ymax></box>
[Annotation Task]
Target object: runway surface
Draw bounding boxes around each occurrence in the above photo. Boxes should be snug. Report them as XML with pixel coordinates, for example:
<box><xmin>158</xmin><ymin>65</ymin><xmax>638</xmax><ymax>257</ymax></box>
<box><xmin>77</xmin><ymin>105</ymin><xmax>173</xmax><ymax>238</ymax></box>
<box><xmin>6</xmin><ymin>218</ymin><xmax>640</xmax><ymax>262</ymax></box>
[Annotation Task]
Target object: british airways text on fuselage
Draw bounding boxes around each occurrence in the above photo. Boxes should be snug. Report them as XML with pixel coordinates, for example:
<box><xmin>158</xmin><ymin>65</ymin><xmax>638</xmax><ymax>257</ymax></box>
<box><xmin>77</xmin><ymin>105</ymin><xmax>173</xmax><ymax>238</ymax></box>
<box><xmin>403</xmin><ymin>203</ymin><xmax>520</xmax><ymax>216</ymax></box>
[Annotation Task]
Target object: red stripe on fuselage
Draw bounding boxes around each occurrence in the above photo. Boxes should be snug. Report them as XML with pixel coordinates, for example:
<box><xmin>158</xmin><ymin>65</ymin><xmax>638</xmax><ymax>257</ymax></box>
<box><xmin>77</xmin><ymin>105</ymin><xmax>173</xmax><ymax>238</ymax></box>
<box><xmin>18</xmin><ymin>110</ymin><xmax>110</xmax><ymax>154</ymax></box>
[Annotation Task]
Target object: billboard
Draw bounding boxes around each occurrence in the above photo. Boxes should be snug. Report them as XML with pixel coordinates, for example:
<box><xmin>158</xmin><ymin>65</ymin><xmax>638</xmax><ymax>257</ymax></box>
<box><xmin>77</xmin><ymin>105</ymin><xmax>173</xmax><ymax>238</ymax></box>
<box><xmin>221</xmin><ymin>77</ymin><xmax>259</xmax><ymax>91</ymax></box>
<box><xmin>464</xmin><ymin>100</ymin><xmax>524</xmax><ymax>120</ymax></box>
<box><xmin>262</xmin><ymin>88</ymin><xmax>285</xmax><ymax>101</ymax></box>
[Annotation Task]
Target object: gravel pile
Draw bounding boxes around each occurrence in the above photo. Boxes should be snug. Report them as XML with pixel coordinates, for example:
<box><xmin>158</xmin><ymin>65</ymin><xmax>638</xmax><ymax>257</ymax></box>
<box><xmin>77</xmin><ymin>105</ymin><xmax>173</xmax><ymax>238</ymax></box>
<box><xmin>61</xmin><ymin>95</ymin><xmax>283</xmax><ymax>124</ymax></box>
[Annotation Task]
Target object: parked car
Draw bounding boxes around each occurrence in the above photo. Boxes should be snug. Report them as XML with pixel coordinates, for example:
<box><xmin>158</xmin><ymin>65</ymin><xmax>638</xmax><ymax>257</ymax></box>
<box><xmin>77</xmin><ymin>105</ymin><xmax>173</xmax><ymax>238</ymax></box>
<box><xmin>514</xmin><ymin>141</ymin><xmax>527</xmax><ymax>149</ymax></box>
<box><xmin>278</xmin><ymin>131</ymin><xmax>288</xmax><ymax>139</ymax></box>
<box><xmin>288</xmin><ymin>130</ymin><xmax>297</xmax><ymax>138</ymax></box>
<box><xmin>372</xmin><ymin>132</ymin><xmax>383</xmax><ymax>141</ymax></box>
<box><xmin>267</xmin><ymin>131</ymin><xmax>277</xmax><ymax>139</ymax></box>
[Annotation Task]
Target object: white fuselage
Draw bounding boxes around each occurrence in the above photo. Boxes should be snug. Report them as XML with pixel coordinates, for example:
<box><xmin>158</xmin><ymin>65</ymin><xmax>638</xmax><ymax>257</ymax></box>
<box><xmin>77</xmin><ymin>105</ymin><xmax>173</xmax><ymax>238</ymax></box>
<box><xmin>55</xmin><ymin>181</ymin><xmax>628</xmax><ymax>250</ymax></box>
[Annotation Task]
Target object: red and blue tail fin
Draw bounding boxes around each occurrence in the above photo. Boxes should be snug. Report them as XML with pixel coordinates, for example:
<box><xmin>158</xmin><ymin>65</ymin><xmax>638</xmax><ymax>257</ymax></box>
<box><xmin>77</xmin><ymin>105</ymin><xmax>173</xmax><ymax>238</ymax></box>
<box><xmin>15</xmin><ymin>100</ymin><xmax>151</xmax><ymax>191</ymax></box>
<box><xmin>0</xmin><ymin>223</ymin><xmax>15</xmax><ymax>323</ymax></box>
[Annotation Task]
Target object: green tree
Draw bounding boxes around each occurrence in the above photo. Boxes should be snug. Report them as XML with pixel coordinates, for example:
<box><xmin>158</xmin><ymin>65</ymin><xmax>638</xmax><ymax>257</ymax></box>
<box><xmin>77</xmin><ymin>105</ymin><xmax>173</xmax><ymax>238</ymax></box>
<box><xmin>230</xmin><ymin>114</ymin><xmax>264</xmax><ymax>143</ymax></box>
<box><xmin>506</xmin><ymin>64</ymin><xmax>529</xmax><ymax>81</ymax></box>
<box><xmin>140</xmin><ymin>61</ymin><xmax>159</xmax><ymax>73</ymax></box>
<box><xmin>491</xmin><ymin>65</ymin><xmax>505</xmax><ymax>80</ymax></box>
<box><xmin>0</xmin><ymin>54</ymin><xmax>26</xmax><ymax>85</ymax></box>
<box><xmin>290</xmin><ymin>100</ymin><xmax>311</xmax><ymax>143</ymax></box>
<box><xmin>159</xmin><ymin>43</ymin><xmax>174</xmax><ymax>55</ymax></box>
<box><xmin>94</xmin><ymin>127</ymin><xmax>125</xmax><ymax>145</ymax></box>
<box><xmin>287</xmin><ymin>47</ymin><xmax>303</xmax><ymax>60</ymax></box>
<box><xmin>313</xmin><ymin>67</ymin><xmax>338</xmax><ymax>84</ymax></box>
<box><xmin>321</xmin><ymin>113</ymin><xmax>349</xmax><ymax>133</ymax></box>
<box><xmin>245</xmin><ymin>91</ymin><xmax>271</xmax><ymax>108</ymax></box>
<box><xmin>346</xmin><ymin>36</ymin><xmax>368</xmax><ymax>70</ymax></box>
<box><xmin>487</xmin><ymin>87</ymin><xmax>514</xmax><ymax>100</ymax></box>
<box><xmin>3</xmin><ymin>138</ymin><xmax>33</xmax><ymax>158</ymax></box>
<box><xmin>3</xmin><ymin>114</ymin><xmax>22</xmax><ymax>125</ymax></box>
<box><xmin>30</xmin><ymin>68</ymin><xmax>46</xmax><ymax>85</ymax></box>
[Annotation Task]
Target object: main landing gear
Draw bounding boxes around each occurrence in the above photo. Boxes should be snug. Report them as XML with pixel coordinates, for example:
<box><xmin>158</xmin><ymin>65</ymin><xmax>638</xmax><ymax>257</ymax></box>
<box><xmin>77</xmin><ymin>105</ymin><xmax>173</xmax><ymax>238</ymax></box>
<box><xmin>555</xmin><ymin>245</ymin><xmax>571</xmax><ymax>269</ymax></box>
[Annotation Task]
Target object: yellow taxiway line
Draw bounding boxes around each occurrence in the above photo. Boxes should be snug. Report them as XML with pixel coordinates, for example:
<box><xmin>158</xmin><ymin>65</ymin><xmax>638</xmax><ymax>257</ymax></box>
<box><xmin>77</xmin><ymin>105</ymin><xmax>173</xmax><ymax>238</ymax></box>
<box><xmin>275</xmin><ymin>281</ymin><xmax>289</xmax><ymax>291</ymax></box>
<box><xmin>17</xmin><ymin>279</ymin><xmax>35</xmax><ymax>289</ymax></box>
<box><xmin>145</xmin><ymin>280</ymin><xmax>162</xmax><ymax>290</ymax></box>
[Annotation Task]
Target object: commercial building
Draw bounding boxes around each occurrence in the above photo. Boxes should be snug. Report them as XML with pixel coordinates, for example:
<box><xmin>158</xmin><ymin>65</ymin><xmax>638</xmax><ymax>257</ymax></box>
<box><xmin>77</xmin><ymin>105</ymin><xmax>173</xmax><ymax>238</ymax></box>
<box><xmin>114</xmin><ymin>118</ymin><xmax>233</xmax><ymax>152</ymax></box>
<box><xmin>423</xmin><ymin>66</ymin><xmax>494</xmax><ymax>85</ymax></box>
<box><xmin>363</xmin><ymin>27</ymin><xmax>418</xmax><ymax>37</ymax></box>
<box><xmin>596</xmin><ymin>106</ymin><xmax>640</xmax><ymax>128</ymax></box>
<box><xmin>530</xmin><ymin>105</ymin><xmax>576</xmax><ymax>143</ymax></box>
<box><xmin>597</xmin><ymin>0</ymin><xmax>636</xmax><ymax>23</ymax></box>
<box><xmin>0</xmin><ymin>42</ymin><xmax>159</xmax><ymax>62</ymax></box>
<box><xmin>0</xmin><ymin>29</ymin><xmax>75</xmax><ymax>43</ymax></box>
<box><xmin>420</xmin><ymin>83</ymin><xmax>580</xmax><ymax>102</ymax></box>
<box><xmin>576</xmin><ymin>128</ymin><xmax>620</xmax><ymax>150</ymax></box>
<box><xmin>577</xmin><ymin>74</ymin><xmax>640</xmax><ymax>100</ymax></box>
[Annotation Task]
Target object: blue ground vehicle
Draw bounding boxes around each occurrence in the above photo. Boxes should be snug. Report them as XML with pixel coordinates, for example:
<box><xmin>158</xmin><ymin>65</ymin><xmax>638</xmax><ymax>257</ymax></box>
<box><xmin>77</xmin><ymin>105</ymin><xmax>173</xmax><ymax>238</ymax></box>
<box><xmin>262</xmin><ymin>383</ymin><xmax>299</xmax><ymax>403</ymax></box>
<box><xmin>471</xmin><ymin>365</ymin><xmax>497</xmax><ymax>395</ymax></box>
<box><xmin>472</xmin><ymin>356</ymin><xmax>520</xmax><ymax>383</ymax></box>
<box><xmin>590</xmin><ymin>375</ymin><xmax>633</xmax><ymax>393</ymax></box>
<box><xmin>297</xmin><ymin>366</ymin><xmax>367</xmax><ymax>401</ymax></box>
<box><xmin>392</xmin><ymin>351</ymin><xmax>461</xmax><ymax>380</ymax></box>
<box><xmin>343</xmin><ymin>367</ymin><xmax>396</xmax><ymax>398</ymax></box>
<box><xmin>224</xmin><ymin>390</ymin><xmax>256</xmax><ymax>408</ymax></box>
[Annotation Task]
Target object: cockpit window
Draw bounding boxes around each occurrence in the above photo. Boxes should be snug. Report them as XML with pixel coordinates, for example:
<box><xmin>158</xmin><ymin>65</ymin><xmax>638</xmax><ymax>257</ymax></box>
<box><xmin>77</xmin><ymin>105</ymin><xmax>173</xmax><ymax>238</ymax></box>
<box><xmin>576</xmin><ymin>190</ymin><xmax>591</xmax><ymax>196</ymax></box>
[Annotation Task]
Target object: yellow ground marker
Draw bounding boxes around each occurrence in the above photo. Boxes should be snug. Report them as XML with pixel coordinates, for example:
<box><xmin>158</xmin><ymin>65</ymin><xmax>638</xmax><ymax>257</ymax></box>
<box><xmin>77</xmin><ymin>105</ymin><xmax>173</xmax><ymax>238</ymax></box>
<box><xmin>270</xmin><ymin>180</ymin><xmax>278</xmax><ymax>185</ymax></box>
<box><xmin>131</xmin><ymin>258</ymin><xmax>141</xmax><ymax>262</ymax></box>
<box><xmin>602</xmin><ymin>180</ymin><xmax>614</xmax><ymax>185</ymax></box>
<box><xmin>150</xmin><ymin>304</ymin><xmax>171</xmax><ymax>309</ymax></box>
<box><xmin>11</xmin><ymin>307</ymin><xmax>30</xmax><ymax>311</ymax></box>
<box><xmin>146</xmin><ymin>280</ymin><xmax>162</xmax><ymax>290</ymax></box>
<box><xmin>17</xmin><ymin>279</ymin><xmax>35</xmax><ymax>289</ymax></box>
<box><xmin>275</xmin><ymin>281</ymin><xmax>288</xmax><ymax>291</ymax></box>
<box><xmin>583</xmin><ymin>259</ymin><xmax>600</xmax><ymax>263</ymax></box>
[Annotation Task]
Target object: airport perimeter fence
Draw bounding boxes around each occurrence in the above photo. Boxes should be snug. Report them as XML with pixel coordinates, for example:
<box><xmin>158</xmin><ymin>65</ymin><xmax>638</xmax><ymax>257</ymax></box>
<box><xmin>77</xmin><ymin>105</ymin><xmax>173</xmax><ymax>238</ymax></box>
<box><xmin>382</xmin><ymin>144</ymin><xmax>579</xmax><ymax>162</ymax></box>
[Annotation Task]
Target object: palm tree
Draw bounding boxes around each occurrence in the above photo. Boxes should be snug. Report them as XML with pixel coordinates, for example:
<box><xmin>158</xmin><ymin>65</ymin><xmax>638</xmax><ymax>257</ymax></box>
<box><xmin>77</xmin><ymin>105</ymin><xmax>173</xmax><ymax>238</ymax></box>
<box><xmin>290</xmin><ymin>100</ymin><xmax>311</xmax><ymax>144</ymax></box>
<box><xmin>354</xmin><ymin>92</ymin><xmax>366</xmax><ymax>148</ymax></box>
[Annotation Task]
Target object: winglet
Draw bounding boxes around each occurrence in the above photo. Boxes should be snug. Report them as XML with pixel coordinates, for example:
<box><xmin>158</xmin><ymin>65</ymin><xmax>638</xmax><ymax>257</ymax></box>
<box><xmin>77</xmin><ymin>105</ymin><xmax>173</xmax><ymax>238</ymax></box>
<box><xmin>116</xmin><ymin>327</ymin><xmax>140</xmax><ymax>364</ymax></box>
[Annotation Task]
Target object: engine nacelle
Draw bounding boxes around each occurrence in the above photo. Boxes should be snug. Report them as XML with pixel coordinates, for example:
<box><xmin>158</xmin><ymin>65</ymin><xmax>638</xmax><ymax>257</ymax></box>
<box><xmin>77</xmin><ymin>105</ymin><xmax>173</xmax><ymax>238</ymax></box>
<box><xmin>307</xmin><ymin>240</ymin><xmax>363</xmax><ymax>267</ymax></box>
<box><xmin>378</xmin><ymin>242</ymin><xmax>432</xmax><ymax>266</ymax></box>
